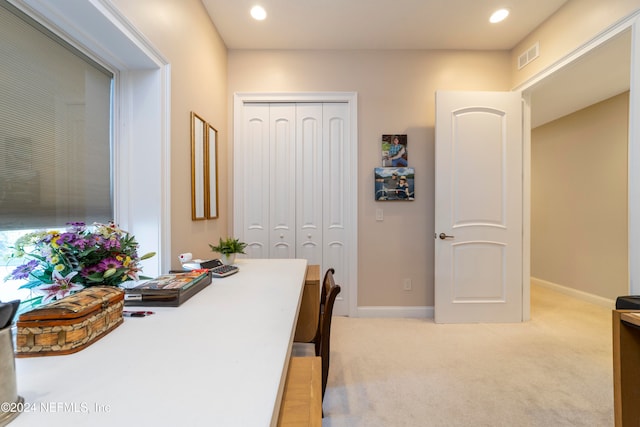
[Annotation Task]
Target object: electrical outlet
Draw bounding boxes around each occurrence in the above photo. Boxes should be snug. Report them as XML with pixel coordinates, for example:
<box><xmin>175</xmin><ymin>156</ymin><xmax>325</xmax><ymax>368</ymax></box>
<box><xmin>403</xmin><ymin>278</ymin><xmax>412</xmax><ymax>291</ymax></box>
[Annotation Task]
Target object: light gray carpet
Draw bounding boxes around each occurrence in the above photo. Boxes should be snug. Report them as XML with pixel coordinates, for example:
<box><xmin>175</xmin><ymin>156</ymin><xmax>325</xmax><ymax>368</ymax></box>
<box><xmin>318</xmin><ymin>285</ymin><xmax>614</xmax><ymax>427</ymax></box>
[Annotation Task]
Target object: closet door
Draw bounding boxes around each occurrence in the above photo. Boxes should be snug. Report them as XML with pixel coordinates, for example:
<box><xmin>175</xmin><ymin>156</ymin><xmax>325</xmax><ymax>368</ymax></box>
<box><xmin>238</xmin><ymin>101</ymin><xmax>349</xmax><ymax>307</ymax></box>
<box><xmin>240</xmin><ymin>103</ymin><xmax>298</xmax><ymax>258</ymax></box>
<box><xmin>235</xmin><ymin>95</ymin><xmax>355</xmax><ymax>317</ymax></box>
<box><xmin>242</xmin><ymin>103</ymin><xmax>270</xmax><ymax>258</ymax></box>
<box><xmin>323</xmin><ymin>103</ymin><xmax>349</xmax><ymax>311</ymax></box>
<box><xmin>296</xmin><ymin>104</ymin><xmax>323</xmax><ymax>265</ymax></box>
<box><xmin>269</xmin><ymin>104</ymin><xmax>296</xmax><ymax>257</ymax></box>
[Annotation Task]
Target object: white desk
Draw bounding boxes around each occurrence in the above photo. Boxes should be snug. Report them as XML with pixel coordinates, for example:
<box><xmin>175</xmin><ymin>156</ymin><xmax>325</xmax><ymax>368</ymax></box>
<box><xmin>11</xmin><ymin>258</ymin><xmax>307</xmax><ymax>427</ymax></box>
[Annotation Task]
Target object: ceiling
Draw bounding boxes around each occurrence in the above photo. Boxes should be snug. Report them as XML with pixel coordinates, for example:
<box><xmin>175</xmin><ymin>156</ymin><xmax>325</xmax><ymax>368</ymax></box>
<box><xmin>529</xmin><ymin>29</ymin><xmax>630</xmax><ymax>127</ymax></box>
<box><xmin>202</xmin><ymin>0</ymin><xmax>631</xmax><ymax>127</ymax></box>
<box><xmin>201</xmin><ymin>0</ymin><xmax>569</xmax><ymax>50</ymax></box>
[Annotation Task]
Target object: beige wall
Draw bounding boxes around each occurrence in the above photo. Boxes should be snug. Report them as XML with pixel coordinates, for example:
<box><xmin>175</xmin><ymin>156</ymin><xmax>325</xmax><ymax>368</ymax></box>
<box><xmin>511</xmin><ymin>0</ymin><xmax>640</xmax><ymax>88</ymax></box>
<box><xmin>531</xmin><ymin>92</ymin><xmax>629</xmax><ymax>300</ymax></box>
<box><xmin>111</xmin><ymin>0</ymin><xmax>229</xmax><ymax>270</ymax></box>
<box><xmin>228</xmin><ymin>50</ymin><xmax>510</xmax><ymax>306</ymax></box>
<box><xmin>106</xmin><ymin>0</ymin><xmax>636</xmax><ymax>306</ymax></box>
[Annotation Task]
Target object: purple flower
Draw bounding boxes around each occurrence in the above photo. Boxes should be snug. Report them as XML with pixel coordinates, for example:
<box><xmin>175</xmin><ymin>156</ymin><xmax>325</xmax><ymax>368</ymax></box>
<box><xmin>41</xmin><ymin>233</ymin><xmax>55</xmax><ymax>244</ymax></box>
<box><xmin>57</xmin><ymin>232</ymin><xmax>79</xmax><ymax>246</ymax></box>
<box><xmin>73</xmin><ymin>237</ymin><xmax>89</xmax><ymax>250</ymax></box>
<box><xmin>97</xmin><ymin>257</ymin><xmax>123</xmax><ymax>271</ymax></box>
<box><xmin>80</xmin><ymin>264</ymin><xmax>101</xmax><ymax>278</ymax></box>
<box><xmin>103</xmin><ymin>237</ymin><xmax>121</xmax><ymax>250</ymax></box>
<box><xmin>9</xmin><ymin>259</ymin><xmax>40</xmax><ymax>280</ymax></box>
<box><xmin>88</xmin><ymin>235</ymin><xmax>106</xmax><ymax>248</ymax></box>
<box><xmin>66</xmin><ymin>222</ymin><xmax>86</xmax><ymax>233</ymax></box>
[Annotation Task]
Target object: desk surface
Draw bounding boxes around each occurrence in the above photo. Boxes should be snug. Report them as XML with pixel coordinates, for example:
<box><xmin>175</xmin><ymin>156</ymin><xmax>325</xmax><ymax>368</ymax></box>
<box><xmin>12</xmin><ymin>258</ymin><xmax>307</xmax><ymax>427</ymax></box>
<box><xmin>621</xmin><ymin>312</ymin><xmax>640</xmax><ymax>327</ymax></box>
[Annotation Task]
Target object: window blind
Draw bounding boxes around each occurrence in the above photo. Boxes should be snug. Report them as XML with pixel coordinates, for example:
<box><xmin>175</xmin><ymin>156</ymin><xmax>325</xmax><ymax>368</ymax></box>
<box><xmin>0</xmin><ymin>3</ymin><xmax>113</xmax><ymax>231</ymax></box>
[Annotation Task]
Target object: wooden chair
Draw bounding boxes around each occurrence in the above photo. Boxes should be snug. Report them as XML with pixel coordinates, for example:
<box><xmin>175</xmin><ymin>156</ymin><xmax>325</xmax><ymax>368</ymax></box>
<box><xmin>309</xmin><ymin>267</ymin><xmax>341</xmax><ymax>400</ymax></box>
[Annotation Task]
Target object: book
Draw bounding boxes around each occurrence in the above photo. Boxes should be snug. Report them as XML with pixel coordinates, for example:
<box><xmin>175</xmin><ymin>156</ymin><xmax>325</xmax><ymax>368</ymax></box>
<box><xmin>124</xmin><ymin>270</ymin><xmax>211</xmax><ymax>307</ymax></box>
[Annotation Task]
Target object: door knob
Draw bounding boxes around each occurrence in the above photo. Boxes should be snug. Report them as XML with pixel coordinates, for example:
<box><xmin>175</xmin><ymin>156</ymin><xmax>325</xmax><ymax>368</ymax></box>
<box><xmin>438</xmin><ymin>233</ymin><xmax>454</xmax><ymax>240</ymax></box>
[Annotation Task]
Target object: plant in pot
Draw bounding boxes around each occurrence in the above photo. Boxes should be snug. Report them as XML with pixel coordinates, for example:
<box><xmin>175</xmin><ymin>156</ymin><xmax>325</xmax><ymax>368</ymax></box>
<box><xmin>209</xmin><ymin>237</ymin><xmax>247</xmax><ymax>265</ymax></box>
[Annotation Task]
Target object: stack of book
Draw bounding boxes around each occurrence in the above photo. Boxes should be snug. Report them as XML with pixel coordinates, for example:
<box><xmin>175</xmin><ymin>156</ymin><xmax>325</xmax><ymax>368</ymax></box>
<box><xmin>124</xmin><ymin>270</ymin><xmax>211</xmax><ymax>307</ymax></box>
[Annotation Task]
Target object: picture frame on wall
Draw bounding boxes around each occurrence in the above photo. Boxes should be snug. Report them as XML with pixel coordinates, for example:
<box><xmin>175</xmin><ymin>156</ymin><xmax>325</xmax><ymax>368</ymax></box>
<box><xmin>191</xmin><ymin>112</ymin><xmax>206</xmax><ymax>220</ymax></box>
<box><xmin>374</xmin><ymin>167</ymin><xmax>415</xmax><ymax>201</ymax></box>
<box><xmin>206</xmin><ymin>123</ymin><xmax>218</xmax><ymax>219</ymax></box>
<box><xmin>381</xmin><ymin>134</ymin><xmax>408</xmax><ymax>167</ymax></box>
<box><xmin>191</xmin><ymin>112</ymin><xmax>219</xmax><ymax>220</ymax></box>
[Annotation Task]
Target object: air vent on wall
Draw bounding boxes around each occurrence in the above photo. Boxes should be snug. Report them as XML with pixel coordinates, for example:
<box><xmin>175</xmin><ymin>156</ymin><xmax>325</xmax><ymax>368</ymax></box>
<box><xmin>518</xmin><ymin>42</ymin><xmax>539</xmax><ymax>69</ymax></box>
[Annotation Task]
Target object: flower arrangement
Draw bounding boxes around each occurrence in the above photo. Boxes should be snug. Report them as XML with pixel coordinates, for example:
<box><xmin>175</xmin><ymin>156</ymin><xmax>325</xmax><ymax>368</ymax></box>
<box><xmin>5</xmin><ymin>221</ymin><xmax>155</xmax><ymax>303</ymax></box>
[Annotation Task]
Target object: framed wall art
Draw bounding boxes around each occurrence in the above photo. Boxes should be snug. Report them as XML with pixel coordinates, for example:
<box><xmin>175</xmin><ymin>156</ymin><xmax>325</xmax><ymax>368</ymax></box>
<box><xmin>381</xmin><ymin>134</ymin><xmax>408</xmax><ymax>167</ymax></box>
<box><xmin>374</xmin><ymin>167</ymin><xmax>415</xmax><ymax>201</ymax></box>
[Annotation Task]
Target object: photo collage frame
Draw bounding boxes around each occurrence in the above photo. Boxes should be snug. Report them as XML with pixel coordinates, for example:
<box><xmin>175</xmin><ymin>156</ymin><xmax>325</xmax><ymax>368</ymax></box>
<box><xmin>375</xmin><ymin>134</ymin><xmax>414</xmax><ymax>201</ymax></box>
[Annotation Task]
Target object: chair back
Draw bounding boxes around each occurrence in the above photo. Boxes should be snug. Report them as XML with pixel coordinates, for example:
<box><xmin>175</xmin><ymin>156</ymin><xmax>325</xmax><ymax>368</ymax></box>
<box><xmin>315</xmin><ymin>268</ymin><xmax>341</xmax><ymax>399</ymax></box>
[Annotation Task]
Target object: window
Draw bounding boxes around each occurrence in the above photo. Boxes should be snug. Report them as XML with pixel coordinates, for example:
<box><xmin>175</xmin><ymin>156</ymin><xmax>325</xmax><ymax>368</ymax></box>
<box><xmin>0</xmin><ymin>0</ymin><xmax>169</xmax><ymax>300</ymax></box>
<box><xmin>0</xmin><ymin>2</ymin><xmax>114</xmax><ymax>301</ymax></box>
<box><xmin>0</xmin><ymin>2</ymin><xmax>114</xmax><ymax>231</ymax></box>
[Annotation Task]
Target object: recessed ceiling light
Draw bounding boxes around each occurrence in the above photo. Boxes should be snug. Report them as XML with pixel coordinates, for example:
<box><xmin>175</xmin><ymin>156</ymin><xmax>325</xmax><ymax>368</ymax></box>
<box><xmin>250</xmin><ymin>5</ymin><xmax>267</xmax><ymax>21</ymax></box>
<box><xmin>489</xmin><ymin>8</ymin><xmax>510</xmax><ymax>24</ymax></box>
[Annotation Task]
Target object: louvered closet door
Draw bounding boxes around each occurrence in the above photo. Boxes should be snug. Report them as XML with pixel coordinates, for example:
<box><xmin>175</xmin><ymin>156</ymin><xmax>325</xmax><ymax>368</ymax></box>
<box><xmin>322</xmin><ymin>103</ymin><xmax>349</xmax><ymax>315</ymax></box>
<box><xmin>296</xmin><ymin>102</ymin><xmax>349</xmax><ymax>277</ymax></box>
<box><xmin>269</xmin><ymin>104</ymin><xmax>296</xmax><ymax>258</ymax></box>
<box><xmin>242</xmin><ymin>103</ymin><xmax>270</xmax><ymax>258</ymax></box>
<box><xmin>296</xmin><ymin>104</ymin><xmax>323</xmax><ymax>265</ymax></box>
<box><xmin>239</xmin><ymin>102</ymin><xmax>349</xmax><ymax>303</ymax></box>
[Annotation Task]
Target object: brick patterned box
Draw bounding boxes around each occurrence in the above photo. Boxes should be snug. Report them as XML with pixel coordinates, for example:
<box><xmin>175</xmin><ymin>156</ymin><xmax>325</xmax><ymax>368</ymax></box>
<box><xmin>15</xmin><ymin>286</ymin><xmax>124</xmax><ymax>357</ymax></box>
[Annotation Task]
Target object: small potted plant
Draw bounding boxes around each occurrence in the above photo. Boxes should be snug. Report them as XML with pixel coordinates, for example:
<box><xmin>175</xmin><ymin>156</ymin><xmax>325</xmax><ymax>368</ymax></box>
<box><xmin>209</xmin><ymin>237</ymin><xmax>247</xmax><ymax>265</ymax></box>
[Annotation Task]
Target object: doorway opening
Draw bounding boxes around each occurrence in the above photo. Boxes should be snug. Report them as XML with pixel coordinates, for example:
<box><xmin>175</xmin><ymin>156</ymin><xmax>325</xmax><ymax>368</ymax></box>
<box><xmin>524</xmin><ymin>27</ymin><xmax>632</xmax><ymax>308</ymax></box>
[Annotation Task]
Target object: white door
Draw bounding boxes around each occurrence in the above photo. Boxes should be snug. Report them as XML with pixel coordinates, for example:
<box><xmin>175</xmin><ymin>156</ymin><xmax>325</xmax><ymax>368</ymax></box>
<box><xmin>296</xmin><ymin>103</ymin><xmax>323</xmax><ymax>266</ymax></box>
<box><xmin>241</xmin><ymin>103</ymin><xmax>270</xmax><ymax>258</ymax></box>
<box><xmin>434</xmin><ymin>91</ymin><xmax>523</xmax><ymax>323</ymax></box>
<box><xmin>322</xmin><ymin>103</ymin><xmax>350</xmax><ymax>316</ymax></box>
<box><xmin>269</xmin><ymin>104</ymin><xmax>296</xmax><ymax>258</ymax></box>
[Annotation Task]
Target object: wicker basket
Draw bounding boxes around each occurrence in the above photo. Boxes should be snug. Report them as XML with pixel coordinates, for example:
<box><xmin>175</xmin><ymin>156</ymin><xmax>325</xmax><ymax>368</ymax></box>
<box><xmin>15</xmin><ymin>286</ymin><xmax>124</xmax><ymax>357</ymax></box>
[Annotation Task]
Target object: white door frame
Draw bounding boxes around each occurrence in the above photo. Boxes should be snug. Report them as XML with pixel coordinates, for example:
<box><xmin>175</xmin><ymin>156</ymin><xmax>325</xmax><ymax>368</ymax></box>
<box><xmin>233</xmin><ymin>92</ymin><xmax>359</xmax><ymax>317</ymax></box>
<box><xmin>515</xmin><ymin>11</ymin><xmax>640</xmax><ymax>302</ymax></box>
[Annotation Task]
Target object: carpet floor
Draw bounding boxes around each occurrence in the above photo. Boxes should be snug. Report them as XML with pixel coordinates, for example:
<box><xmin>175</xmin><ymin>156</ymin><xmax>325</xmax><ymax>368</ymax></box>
<box><xmin>319</xmin><ymin>285</ymin><xmax>614</xmax><ymax>427</ymax></box>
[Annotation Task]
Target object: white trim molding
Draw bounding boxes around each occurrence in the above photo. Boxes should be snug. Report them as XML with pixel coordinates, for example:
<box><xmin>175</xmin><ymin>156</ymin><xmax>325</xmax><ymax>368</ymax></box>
<box><xmin>513</xmin><ymin>9</ymin><xmax>640</xmax><ymax>93</ymax></box>
<box><xmin>516</xmin><ymin>10</ymin><xmax>640</xmax><ymax>297</ymax></box>
<box><xmin>531</xmin><ymin>277</ymin><xmax>615</xmax><ymax>309</ymax></box>
<box><xmin>629</xmin><ymin>14</ymin><xmax>640</xmax><ymax>295</ymax></box>
<box><xmin>357</xmin><ymin>306</ymin><xmax>434</xmax><ymax>319</ymax></box>
<box><xmin>521</xmin><ymin>94</ymin><xmax>532</xmax><ymax>322</ymax></box>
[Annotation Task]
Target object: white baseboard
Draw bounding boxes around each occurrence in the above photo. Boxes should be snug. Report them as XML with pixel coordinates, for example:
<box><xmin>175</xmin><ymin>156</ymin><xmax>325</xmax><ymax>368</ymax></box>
<box><xmin>357</xmin><ymin>306</ymin><xmax>434</xmax><ymax>318</ymax></box>
<box><xmin>354</xmin><ymin>279</ymin><xmax>615</xmax><ymax>318</ymax></box>
<box><xmin>531</xmin><ymin>277</ymin><xmax>615</xmax><ymax>309</ymax></box>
